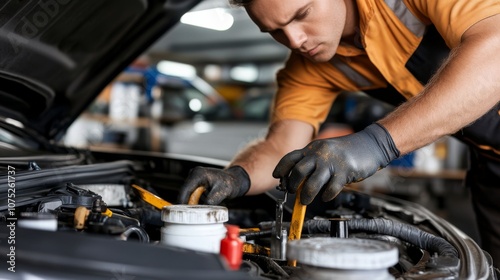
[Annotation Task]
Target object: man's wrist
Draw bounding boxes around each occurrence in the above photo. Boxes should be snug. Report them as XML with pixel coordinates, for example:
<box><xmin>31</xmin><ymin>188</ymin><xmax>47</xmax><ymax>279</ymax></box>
<box><xmin>365</xmin><ymin>123</ymin><xmax>401</xmax><ymax>164</ymax></box>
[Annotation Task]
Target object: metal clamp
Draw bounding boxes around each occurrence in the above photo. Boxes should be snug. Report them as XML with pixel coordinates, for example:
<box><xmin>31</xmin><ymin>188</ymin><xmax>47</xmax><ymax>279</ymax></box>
<box><xmin>271</xmin><ymin>188</ymin><xmax>287</xmax><ymax>260</ymax></box>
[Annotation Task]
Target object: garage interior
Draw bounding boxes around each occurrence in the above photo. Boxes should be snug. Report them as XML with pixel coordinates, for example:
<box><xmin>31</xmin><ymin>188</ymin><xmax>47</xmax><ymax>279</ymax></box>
<box><xmin>3</xmin><ymin>0</ymin><xmax>500</xmax><ymax>279</ymax></box>
<box><xmin>62</xmin><ymin>0</ymin><xmax>479</xmax><ymax>247</ymax></box>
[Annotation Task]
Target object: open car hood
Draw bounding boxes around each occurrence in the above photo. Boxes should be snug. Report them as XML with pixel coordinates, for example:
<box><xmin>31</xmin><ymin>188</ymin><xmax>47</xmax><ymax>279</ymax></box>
<box><xmin>0</xmin><ymin>0</ymin><xmax>201</xmax><ymax>141</ymax></box>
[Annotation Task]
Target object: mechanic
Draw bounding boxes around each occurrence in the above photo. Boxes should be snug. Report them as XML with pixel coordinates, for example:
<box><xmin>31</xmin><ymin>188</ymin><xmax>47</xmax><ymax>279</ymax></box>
<box><xmin>178</xmin><ymin>0</ymin><xmax>500</xmax><ymax>266</ymax></box>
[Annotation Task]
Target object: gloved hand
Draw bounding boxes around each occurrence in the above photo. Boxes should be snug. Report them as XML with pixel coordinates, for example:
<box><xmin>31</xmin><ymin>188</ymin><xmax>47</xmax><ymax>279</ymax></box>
<box><xmin>272</xmin><ymin>123</ymin><xmax>400</xmax><ymax>205</ymax></box>
<box><xmin>177</xmin><ymin>165</ymin><xmax>251</xmax><ymax>205</ymax></box>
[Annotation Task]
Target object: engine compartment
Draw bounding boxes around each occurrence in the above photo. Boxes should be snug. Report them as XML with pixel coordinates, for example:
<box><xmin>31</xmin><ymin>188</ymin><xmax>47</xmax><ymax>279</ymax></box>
<box><xmin>0</xmin><ymin>149</ymin><xmax>496</xmax><ymax>279</ymax></box>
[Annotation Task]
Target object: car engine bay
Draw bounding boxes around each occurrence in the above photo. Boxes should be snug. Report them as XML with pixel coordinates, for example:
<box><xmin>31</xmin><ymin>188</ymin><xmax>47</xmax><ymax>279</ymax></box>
<box><xmin>0</xmin><ymin>149</ymin><xmax>496</xmax><ymax>280</ymax></box>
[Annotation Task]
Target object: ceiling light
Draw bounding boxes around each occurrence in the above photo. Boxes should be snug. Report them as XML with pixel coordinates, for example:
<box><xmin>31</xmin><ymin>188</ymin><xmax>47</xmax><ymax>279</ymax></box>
<box><xmin>189</xmin><ymin>99</ymin><xmax>203</xmax><ymax>112</ymax></box>
<box><xmin>181</xmin><ymin>8</ymin><xmax>234</xmax><ymax>31</ymax></box>
<box><xmin>157</xmin><ymin>60</ymin><xmax>196</xmax><ymax>79</ymax></box>
<box><xmin>204</xmin><ymin>64</ymin><xmax>222</xmax><ymax>81</ymax></box>
<box><xmin>230</xmin><ymin>64</ymin><xmax>259</xmax><ymax>83</ymax></box>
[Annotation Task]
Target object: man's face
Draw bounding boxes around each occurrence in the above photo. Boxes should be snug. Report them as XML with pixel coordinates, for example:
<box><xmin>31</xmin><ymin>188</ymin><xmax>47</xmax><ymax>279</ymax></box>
<box><xmin>246</xmin><ymin>0</ymin><xmax>346</xmax><ymax>62</ymax></box>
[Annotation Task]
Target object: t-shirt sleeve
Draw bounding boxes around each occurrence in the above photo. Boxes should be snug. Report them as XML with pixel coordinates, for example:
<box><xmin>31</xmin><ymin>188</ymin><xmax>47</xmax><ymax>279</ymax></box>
<box><xmin>405</xmin><ymin>0</ymin><xmax>500</xmax><ymax>48</ymax></box>
<box><xmin>271</xmin><ymin>53</ymin><xmax>341</xmax><ymax>134</ymax></box>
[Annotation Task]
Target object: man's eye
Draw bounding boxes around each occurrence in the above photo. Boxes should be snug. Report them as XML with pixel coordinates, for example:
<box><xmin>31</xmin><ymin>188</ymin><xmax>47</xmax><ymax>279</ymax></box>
<box><xmin>296</xmin><ymin>8</ymin><xmax>311</xmax><ymax>20</ymax></box>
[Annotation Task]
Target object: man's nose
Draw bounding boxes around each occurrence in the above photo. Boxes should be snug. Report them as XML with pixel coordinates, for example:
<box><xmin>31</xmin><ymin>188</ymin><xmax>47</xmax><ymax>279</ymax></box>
<box><xmin>283</xmin><ymin>25</ymin><xmax>306</xmax><ymax>49</ymax></box>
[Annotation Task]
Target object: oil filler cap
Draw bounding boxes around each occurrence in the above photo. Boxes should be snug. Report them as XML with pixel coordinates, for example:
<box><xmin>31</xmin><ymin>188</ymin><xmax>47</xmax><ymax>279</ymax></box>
<box><xmin>161</xmin><ymin>205</ymin><xmax>228</xmax><ymax>224</ymax></box>
<box><xmin>287</xmin><ymin>237</ymin><xmax>398</xmax><ymax>270</ymax></box>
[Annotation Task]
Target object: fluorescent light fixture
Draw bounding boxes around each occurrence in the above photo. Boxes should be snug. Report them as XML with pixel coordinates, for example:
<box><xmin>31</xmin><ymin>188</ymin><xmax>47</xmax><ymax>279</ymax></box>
<box><xmin>230</xmin><ymin>64</ymin><xmax>259</xmax><ymax>83</ymax></box>
<box><xmin>181</xmin><ymin>8</ymin><xmax>234</xmax><ymax>31</ymax></box>
<box><xmin>157</xmin><ymin>60</ymin><xmax>196</xmax><ymax>79</ymax></box>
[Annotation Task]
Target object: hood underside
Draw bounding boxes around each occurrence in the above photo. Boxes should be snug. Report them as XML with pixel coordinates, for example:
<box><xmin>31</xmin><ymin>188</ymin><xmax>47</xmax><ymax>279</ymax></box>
<box><xmin>0</xmin><ymin>0</ymin><xmax>201</xmax><ymax>141</ymax></box>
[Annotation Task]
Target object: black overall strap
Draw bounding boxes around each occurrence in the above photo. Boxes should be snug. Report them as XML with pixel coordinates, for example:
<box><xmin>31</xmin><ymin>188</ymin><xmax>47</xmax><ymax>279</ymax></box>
<box><xmin>363</xmin><ymin>25</ymin><xmax>450</xmax><ymax>107</ymax></box>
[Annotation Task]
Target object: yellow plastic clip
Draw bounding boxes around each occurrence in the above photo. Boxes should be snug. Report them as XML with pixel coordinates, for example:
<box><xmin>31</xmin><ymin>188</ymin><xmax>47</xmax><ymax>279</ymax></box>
<box><xmin>102</xmin><ymin>208</ymin><xmax>113</xmax><ymax>217</ymax></box>
<box><xmin>74</xmin><ymin>206</ymin><xmax>90</xmax><ymax>230</ymax></box>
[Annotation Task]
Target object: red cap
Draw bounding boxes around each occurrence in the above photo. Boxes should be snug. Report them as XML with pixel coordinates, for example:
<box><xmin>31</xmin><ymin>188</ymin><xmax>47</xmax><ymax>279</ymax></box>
<box><xmin>225</xmin><ymin>224</ymin><xmax>240</xmax><ymax>235</ymax></box>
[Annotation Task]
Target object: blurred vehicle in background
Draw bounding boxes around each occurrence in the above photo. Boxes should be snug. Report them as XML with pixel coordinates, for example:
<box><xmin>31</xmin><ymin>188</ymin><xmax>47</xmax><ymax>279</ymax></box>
<box><xmin>164</xmin><ymin>88</ymin><xmax>396</xmax><ymax>160</ymax></box>
<box><xmin>162</xmin><ymin>86</ymin><xmax>273</xmax><ymax>160</ymax></box>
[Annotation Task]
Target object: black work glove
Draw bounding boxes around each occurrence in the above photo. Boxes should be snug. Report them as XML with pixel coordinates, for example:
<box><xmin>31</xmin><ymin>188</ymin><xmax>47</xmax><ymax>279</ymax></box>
<box><xmin>272</xmin><ymin>123</ymin><xmax>400</xmax><ymax>205</ymax></box>
<box><xmin>177</xmin><ymin>165</ymin><xmax>251</xmax><ymax>205</ymax></box>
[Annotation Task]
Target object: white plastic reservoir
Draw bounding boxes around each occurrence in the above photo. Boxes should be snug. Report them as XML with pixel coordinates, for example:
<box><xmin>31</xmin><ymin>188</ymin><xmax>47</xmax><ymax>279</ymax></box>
<box><xmin>287</xmin><ymin>237</ymin><xmax>399</xmax><ymax>280</ymax></box>
<box><xmin>161</xmin><ymin>205</ymin><xmax>228</xmax><ymax>253</ymax></box>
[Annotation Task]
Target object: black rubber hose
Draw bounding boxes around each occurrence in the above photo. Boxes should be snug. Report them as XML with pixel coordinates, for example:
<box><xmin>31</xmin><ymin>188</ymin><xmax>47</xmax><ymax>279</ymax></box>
<box><xmin>119</xmin><ymin>225</ymin><xmax>150</xmax><ymax>243</ymax></box>
<box><xmin>240</xmin><ymin>230</ymin><xmax>273</xmax><ymax>240</ymax></box>
<box><xmin>303</xmin><ymin>218</ymin><xmax>458</xmax><ymax>258</ymax></box>
<box><xmin>0</xmin><ymin>160</ymin><xmax>135</xmax><ymax>194</ymax></box>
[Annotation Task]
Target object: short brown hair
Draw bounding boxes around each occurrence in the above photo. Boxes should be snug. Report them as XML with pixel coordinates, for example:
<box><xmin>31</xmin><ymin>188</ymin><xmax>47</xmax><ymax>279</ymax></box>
<box><xmin>229</xmin><ymin>0</ymin><xmax>253</xmax><ymax>6</ymax></box>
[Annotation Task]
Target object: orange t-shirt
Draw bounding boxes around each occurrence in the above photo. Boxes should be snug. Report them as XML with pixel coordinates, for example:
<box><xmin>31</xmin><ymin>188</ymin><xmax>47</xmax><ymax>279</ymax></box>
<box><xmin>271</xmin><ymin>0</ymin><xmax>500</xmax><ymax>134</ymax></box>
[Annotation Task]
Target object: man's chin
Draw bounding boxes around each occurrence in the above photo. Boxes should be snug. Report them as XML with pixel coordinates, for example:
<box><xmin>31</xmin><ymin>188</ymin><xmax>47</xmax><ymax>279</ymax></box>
<box><xmin>303</xmin><ymin>53</ymin><xmax>333</xmax><ymax>63</ymax></box>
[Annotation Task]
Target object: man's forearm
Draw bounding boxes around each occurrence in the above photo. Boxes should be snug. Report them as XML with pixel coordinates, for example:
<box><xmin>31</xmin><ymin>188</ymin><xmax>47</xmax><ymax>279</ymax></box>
<box><xmin>380</xmin><ymin>15</ymin><xmax>500</xmax><ymax>154</ymax></box>
<box><xmin>230</xmin><ymin>138</ymin><xmax>282</xmax><ymax>194</ymax></box>
<box><xmin>230</xmin><ymin>120</ymin><xmax>314</xmax><ymax>195</ymax></box>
